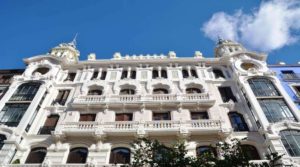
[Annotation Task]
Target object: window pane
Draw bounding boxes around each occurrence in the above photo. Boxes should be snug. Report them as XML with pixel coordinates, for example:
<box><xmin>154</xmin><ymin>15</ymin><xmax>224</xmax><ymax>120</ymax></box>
<box><xmin>248</xmin><ymin>78</ymin><xmax>280</xmax><ymax>97</ymax></box>
<box><xmin>0</xmin><ymin>103</ymin><xmax>29</xmax><ymax>127</ymax></box>
<box><xmin>280</xmin><ymin>130</ymin><xmax>300</xmax><ymax>157</ymax></box>
<box><xmin>109</xmin><ymin>148</ymin><xmax>130</xmax><ymax>164</ymax></box>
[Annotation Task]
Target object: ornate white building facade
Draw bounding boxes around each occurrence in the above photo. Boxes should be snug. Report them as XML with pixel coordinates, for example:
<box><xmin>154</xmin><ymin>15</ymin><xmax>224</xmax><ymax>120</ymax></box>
<box><xmin>0</xmin><ymin>40</ymin><xmax>300</xmax><ymax>166</ymax></box>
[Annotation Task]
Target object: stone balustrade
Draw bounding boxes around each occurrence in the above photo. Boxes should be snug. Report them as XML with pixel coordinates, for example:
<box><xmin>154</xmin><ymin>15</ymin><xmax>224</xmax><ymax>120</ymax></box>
<box><xmin>58</xmin><ymin>120</ymin><xmax>222</xmax><ymax>136</ymax></box>
<box><xmin>73</xmin><ymin>93</ymin><xmax>212</xmax><ymax>105</ymax></box>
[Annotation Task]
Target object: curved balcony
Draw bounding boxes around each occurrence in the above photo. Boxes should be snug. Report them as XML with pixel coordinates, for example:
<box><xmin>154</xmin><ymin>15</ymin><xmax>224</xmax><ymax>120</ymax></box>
<box><xmin>56</xmin><ymin>120</ymin><xmax>222</xmax><ymax>137</ymax></box>
<box><xmin>72</xmin><ymin>93</ymin><xmax>215</xmax><ymax>108</ymax></box>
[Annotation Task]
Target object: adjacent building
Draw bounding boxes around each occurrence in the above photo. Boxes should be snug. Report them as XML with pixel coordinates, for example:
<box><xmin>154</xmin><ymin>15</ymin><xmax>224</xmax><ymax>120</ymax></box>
<box><xmin>0</xmin><ymin>40</ymin><xmax>299</xmax><ymax>166</ymax></box>
<box><xmin>269</xmin><ymin>64</ymin><xmax>300</xmax><ymax>109</ymax></box>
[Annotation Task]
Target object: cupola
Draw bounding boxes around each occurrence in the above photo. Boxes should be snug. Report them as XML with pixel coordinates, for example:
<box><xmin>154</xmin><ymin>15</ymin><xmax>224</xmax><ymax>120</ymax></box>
<box><xmin>214</xmin><ymin>38</ymin><xmax>245</xmax><ymax>58</ymax></box>
<box><xmin>49</xmin><ymin>38</ymin><xmax>80</xmax><ymax>63</ymax></box>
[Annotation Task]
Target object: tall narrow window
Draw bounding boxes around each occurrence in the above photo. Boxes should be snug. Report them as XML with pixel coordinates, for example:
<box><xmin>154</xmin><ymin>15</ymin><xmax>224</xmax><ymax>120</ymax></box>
<box><xmin>67</xmin><ymin>148</ymin><xmax>88</xmax><ymax>163</ymax></box>
<box><xmin>241</xmin><ymin>145</ymin><xmax>260</xmax><ymax>160</ymax></box>
<box><xmin>218</xmin><ymin>87</ymin><xmax>237</xmax><ymax>102</ymax></box>
<box><xmin>130</xmin><ymin>71</ymin><xmax>136</xmax><ymax>79</ymax></box>
<box><xmin>228</xmin><ymin>112</ymin><xmax>248</xmax><ymax>131</ymax></box>
<box><xmin>80</xmin><ymin>114</ymin><xmax>96</xmax><ymax>121</ymax></box>
<box><xmin>115</xmin><ymin>113</ymin><xmax>133</xmax><ymax>121</ymax></box>
<box><xmin>152</xmin><ymin>70</ymin><xmax>159</xmax><ymax>79</ymax></box>
<box><xmin>91</xmin><ymin>71</ymin><xmax>98</xmax><ymax>80</ymax></box>
<box><xmin>0</xmin><ymin>86</ymin><xmax>8</xmax><ymax>100</ymax></box>
<box><xmin>280</xmin><ymin>130</ymin><xmax>300</xmax><ymax>157</ymax></box>
<box><xmin>100</xmin><ymin>71</ymin><xmax>107</xmax><ymax>80</ymax></box>
<box><xmin>121</xmin><ymin>70</ymin><xmax>128</xmax><ymax>79</ymax></box>
<box><xmin>0</xmin><ymin>135</ymin><xmax>6</xmax><ymax>150</ymax></box>
<box><xmin>53</xmin><ymin>90</ymin><xmax>70</xmax><ymax>105</ymax></box>
<box><xmin>65</xmin><ymin>73</ymin><xmax>76</xmax><ymax>82</ymax></box>
<box><xmin>10</xmin><ymin>83</ymin><xmax>41</xmax><ymax>101</ymax></box>
<box><xmin>161</xmin><ymin>69</ymin><xmax>168</xmax><ymax>79</ymax></box>
<box><xmin>109</xmin><ymin>147</ymin><xmax>131</xmax><ymax>164</ymax></box>
<box><xmin>153</xmin><ymin>112</ymin><xmax>171</xmax><ymax>120</ymax></box>
<box><xmin>25</xmin><ymin>147</ymin><xmax>47</xmax><ymax>164</ymax></box>
<box><xmin>39</xmin><ymin>115</ymin><xmax>59</xmax><ymax>135</ymax></box>
<box><xmin>182</xmin><ymin>69</ymin><xmax>189</xmax><ymax>78</ymax></box>
<box><xmin>293</xmin><ymin>86</ymin><xmax>300</xmax><ymax>97</ymax></box>
<box><xmin>213</xmin><ymin>69</ymin><xmax>225</xmax><ymax>79</ymax></box>
<box><xmin>191</xmin><ymin>69</ymin><xmax>198</xmax><ymax>78</ymax></box>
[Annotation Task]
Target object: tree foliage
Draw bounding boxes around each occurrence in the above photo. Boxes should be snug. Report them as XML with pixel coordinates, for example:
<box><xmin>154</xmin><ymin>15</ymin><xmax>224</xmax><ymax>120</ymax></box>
<box><xmin>130</xmin><ymin>138</ymin><xmax>283</xmax><ymax>167</ymax></box>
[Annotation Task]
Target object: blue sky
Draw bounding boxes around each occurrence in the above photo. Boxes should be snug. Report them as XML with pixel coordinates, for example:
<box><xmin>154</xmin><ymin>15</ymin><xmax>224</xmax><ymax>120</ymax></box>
<box><xmin>0</xmin><ymin>0</ymin><xmax>300</xmax><ymax>69</ymax></box>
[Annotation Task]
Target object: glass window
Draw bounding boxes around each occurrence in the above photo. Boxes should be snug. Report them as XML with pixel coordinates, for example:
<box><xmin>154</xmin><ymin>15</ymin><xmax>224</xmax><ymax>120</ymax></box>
<box><xmin>258</xmin><ymin>99</ymin><xmax>296</xmax><ymax>123</ymax></box>
<box><xmin>0</xmin><ymin>135</ymin><xmax>6</xmax><ymax>150</ymax></box>
<box><xmin>182</xmin><ymin>69</ymin><xmax>189</xmax><ymax>78</ymax></box>
<box><xmin>67</xmin><ymin>148</ymin><xmax>88</xmax><ymax>163</ymax></box>
<box><xmin>248</xmin><ymin>78</ymin><xmax>280</xmax><ymax>97</ymax></box>
<box><xmin>241</xmin><ymin>145</ymin><xmax>260</xmax><ymax>160</ymax></box>
<box><xmin>115</xmin><ymin>113</ymin><xmax>133</xmax><ymax>121</ymax></box>
<box><xmin>280</xmin><ymin>130</ymin><xmax>300</xmax><ymax>157</ymax></box>
<box><xmin>0</xmin><ymin>103</ymin><xmax>29</xmax><ymax>127</ymax></box>
<box><xmin>39</xmin><ymin>115</ymin><xmax>59</xmax><ymax>135</ymax></box>
<box><xmin>25</xmin><ymin>147</ymin><xmax>47</xmax><ymax>164</ymax></box>
<box><xmin>152</xmin><ymin>70</ymin><xmax>159</xmax><ymax>79</ymax></box>
<box><xmin>161</xmin><ymin>69</ymin><xmax>168</xmax><ymax>79</ymax></box>
<box><xmin>100</xmin><ymin>71</ymin><xmax>107</xmax><ymax>80</ymax></box>
<box><xmin>53</xmin><ymin>90</ymin><xmax>70</xmax><ymax>106</ymax></box>
<box><xmin>79</xmin><ymin>114</ymin><xmax>96</xmax><ymax>121</ymax></box>
<box><xmin>65</xmin><ymin>73</ymin><xmax>76</xmax><ymax>82</ymax></box>
<box><xmin>213</xmin><ymin>69</ymin><xmax>225</xmax><ymax>79</ymax></box>
<box><xmin>153</xmin><ymin>88</ymin><xmax>168</xmax><ymax>94</ymax></box>
<box><xmin>0</xmin><ymin>75</ymin><xmax>13</xmax><ymax>84</ymax></box>
<box><xmin>191</xmin><ymin>69</ymin><xmax>198</xmax><ymax>78</ymax></box>
<box><xmin>0</xmin><ymin>86</ymin><xmax>8</xmax><ymax>100</ymax></box>
<box><xmin>218</xmin><ymin>87</ymin><xmax>237</xmax><ymax>102</ymax></box>
<box><xmin>88</xmin><ymin>89</ymin><xmax>102</xmax><ymax>95</ymax></box>
<box><xmin>121</xmin><ymin>70</ymin><xmax>128</xmax><ymax>79</ymax></box>
<box><xmin>153</xmin><ymin>112</ymin><xmax>171</xmax><ymax>120</ymax></box>
<box><xmin>228</xmin><ymin>112</ymin><xmax>248</xmax><ymax>131</ymax></box>
<box><xmin>120</xmin><ymin>89</ymin><xmax>135</xmax><ymax>95</ymax></box>
<box><xmin>293</xmin><ymin>86</ymin><xmax>300</xmax><ymax>97</ymax></box>
<box><xmin>91</xmin><ymin>71</ymin><xmax>98</xmax><ymax>80</ymax></box>
<box><xmin>186</xmin><ymin>88</ymin><xmax>201</xmax><ymax>94</ymax></box>
<box><xmin>130</xmin><ymin>71</ymin><xmax>136</xmax><ymax>79</ymax></box>
<box><xmin>109</xmin><ymin>147</ymin><xmax>130</xmax><ymax>164</ymax></box>
<box><xmin>191</xmin><ymin>112</ymin><xmax>208</xmax><ymax>120</ymax></box>
<box><xmin>196</xmin><ymin>146</ymin><xmax>217</xmax><ymax>157</ymax></box>
<box><xmin>10</xmin><ymin>83</ymin><xmax>41</xmax><ymax>101</ymax></box>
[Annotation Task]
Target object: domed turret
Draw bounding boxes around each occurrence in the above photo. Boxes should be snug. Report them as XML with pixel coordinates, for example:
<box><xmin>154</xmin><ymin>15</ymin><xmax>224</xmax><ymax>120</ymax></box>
<box><xmin>214</xmin><ymin>38</ymin><xmax>245</xmax><ymax>58</ymax></box>
<box><xmin>49</xmin><ymin>38</ymin><xmax>80</xmax><ymax>63</ymax></box>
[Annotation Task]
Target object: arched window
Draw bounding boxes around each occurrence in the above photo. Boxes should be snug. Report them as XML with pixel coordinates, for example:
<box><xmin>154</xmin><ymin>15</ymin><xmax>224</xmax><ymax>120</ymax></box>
<box><xmin>109</xmin><ymin>147</ymin><xmax>130</xmax><ymax>164</ymax></box>
<box><xmin>228</xmin><ymin>112</ymin><xmax>248</xmax><ymax>131</ymax></box>
<box><xmin>0</xmin><ymin>135</ymin><xmax>6</xmax><ymax>150</ymax></box>
<box><xmin>186</xmin><ymin>88</ymin><xmax>201</xmax><ymax>94</ymax></box>
<box><xmin>121</xmin><ymin>70</ymin><xmax>128</xmax><ymax>79</ymax></box>
<box><xmin>25</xmin><ymin>147</ymin><xmax>47</xmax><ymax>164</ymax></box>
<box><xmin>182</xmin><ymin>69</ymin><xmax>189</xmax><ymax>78</ymax></box>
<box><xmin>248</xmin><ymin>78</ymin><xmax>280</xmax><ymax>97</ymax></box>
<box><xmin>120</xmin><ymin>89</ymin><xmax>135</xmax><ymax>95</ymax></box>
<box><xmin>88</xmin><ymin>89</ymin><xmax>102</xmax><ymax>95</ymax></box>
<box><xmin>191</xmin><ymin>69</ymin><xmax>198</xmax><ymax>78</ymax></box>
<box><xmin>196</xmin><ymin>146</ymin><xmax>217</xmax><ymax>157</ymax></box>
<box><xmin>33</xmin><ymin>67</ymin><xmax>50</xmax><ymax>75</ymax></box>
<box><xmin>67</xmin><ymin>147</ymin><xmax>88</xmax><ymax>163</ymax></box>
<box><xmin>130</xmin><ymin>70</ymin><xmax>136</xmax><ymax>79</ymax></box>
<box><xmin>10</xmin><ymin>82</ymin><xmax>41</xmax><ymax>101</ymax></box>
<box><xmin>152</xmin><ymin>69</ymin><xmax>159</xmax><ymax>79</ymax></box>
<box><xmin>241</xmin><ymin>145</ymin><xmax>260</xmax><ymax>160</ymax></box>
<box><xmin>161</xmin><ymin>69</ymin><xmax>168</xmax><ymax>79</ymax></box>
<box><xmin>212</xmin><ymin>69</ymin><xmax>225</xmax><ymax>79</ymax></box>
<box><xmin>153</xmin><ymin>88</ymin><xmax>168</xmax><ymax>94</ymax></box>
<box><xmin>280</xmin><ymin>130</ymin><xmax>300</xmax><ymax>157</ymax></box>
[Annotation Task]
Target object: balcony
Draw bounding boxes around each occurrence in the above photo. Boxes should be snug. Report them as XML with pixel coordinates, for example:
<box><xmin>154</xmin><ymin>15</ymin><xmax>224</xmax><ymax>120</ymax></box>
<box><xmin>281</xmin><ymin>73</ymin><xmax>300</xmax><ymax>81</ymax></box>
<box><xmin>72</xmin><ymin>93</ymin><xmax>214</xmax><ymax>107</ymax></box>
<box><xmin>56</xmin><ymin>120</ymin><xmax>222</xmax><ymax>137</ymax></box>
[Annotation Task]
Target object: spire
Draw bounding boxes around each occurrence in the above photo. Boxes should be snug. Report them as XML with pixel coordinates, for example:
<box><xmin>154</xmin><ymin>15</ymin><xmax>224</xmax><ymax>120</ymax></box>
<box><xmin>68</xmin><ymin>33</ymin><xmax>78</xmax><ymax>48</ymax></box>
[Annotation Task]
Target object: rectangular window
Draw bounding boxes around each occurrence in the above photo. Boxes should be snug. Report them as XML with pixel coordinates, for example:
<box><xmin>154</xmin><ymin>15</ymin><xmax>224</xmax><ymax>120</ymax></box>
<box><xmin>53</xmin><ymin>90</ymin><xmax>70</xmax><ymax>106</ymax></box>
<box><xmin>121</xmin><ymin>70</ymin><xmax>128</xmax><ymax>79</ymax></box>
<box><xmin>153</xmin><ymin>112</ymin><xmax>171</xmax><ymax>120</ymax></box>
<box><xmin>293</xmin><ymin>86</ymin><xmax>300</xmax><ymax>97</ymax></box>
<box><xmin>218</xmin><ymin>87</ymin><xmax>237</xmax><ymax>102</ymax></box>
<box><xmin>281</xmin><ymin>70</ymin><xmax>300</xmax><ymax>80</ymax></box>
<box><xmin>191</xmin><ymin>112</ymin><xmax>209</xmax><ymax>120</ymax></box>
<box><xmin>79</xmin><ymin>114</ymin><xmax>96</xmax><ymax>121</ymax></box>
<box><xmin>38</xmin><ymin>115</ymin><xmax>59</xmax><ymax>135</ymax></box>
<box><xmin>100</xmin><ymin>71</ymin><xmax>107</xmax><ymax>80</ymax></box>
<box><xmin>258</xmin><ymin>99</ymin><xmax>296</xmax><ymax>123</ymax></box>
<box><xmin>115</xmin><ymin>113</ymin><xmax>133</xmax><ymax>121</ymax></box>
<box><xmin>0</xmin><ymin>103</ymin><xmax>29</xmax><ymax>127</ymax></box>
<box><xmin>91</xmin><ymin>71</ymin><xmax>98</xmax><ymax>80</ymax></box>
<box><xmin>0</xmin><ymin>86</ymin><xmax>8</xmax><ymax>100</ymax></box>
<box><xmin>0</xmin><ymin>75</ymin><xmax>12</xmax><ymax>84</ymax></box>
<box><xmin>65</xmin><ymin>73</ymin><xmax>76</xmax><ymax>82</ymax></box>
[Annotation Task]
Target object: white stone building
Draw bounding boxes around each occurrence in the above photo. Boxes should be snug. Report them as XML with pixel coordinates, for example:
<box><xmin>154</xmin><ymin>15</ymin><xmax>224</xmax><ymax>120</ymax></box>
<box><xmin>0</xmin><ymin>39</ymin><xmax>300</xmax><ymax>166</ymax></box>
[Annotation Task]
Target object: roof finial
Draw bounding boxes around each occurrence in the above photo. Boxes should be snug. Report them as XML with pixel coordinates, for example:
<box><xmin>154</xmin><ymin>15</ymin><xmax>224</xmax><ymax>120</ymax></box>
<box><xmin>217</xmin><ymin>36</ymin><xmax>223</xmax><ymax>45</ymax></box>
<box><xmin>69</xmin><ymin>33</ymin><xmax>78</xmax><ymax>48</ymax></box>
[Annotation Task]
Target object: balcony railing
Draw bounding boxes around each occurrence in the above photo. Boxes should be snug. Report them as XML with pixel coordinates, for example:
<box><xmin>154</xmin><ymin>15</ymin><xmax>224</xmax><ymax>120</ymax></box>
<box><xmin>73</xmin><ymin>93</ymin><xmax>213</xmax><ymax>105</ymax></box>
<box><xmin>58</xmin><ymin>120</ymin><xmax>222</xmax><ymax>135</ymax></box>
<box><xmin>281</xmin><ymin>73</ymin><xmax>300</xmax><ymax>81</ymax></box>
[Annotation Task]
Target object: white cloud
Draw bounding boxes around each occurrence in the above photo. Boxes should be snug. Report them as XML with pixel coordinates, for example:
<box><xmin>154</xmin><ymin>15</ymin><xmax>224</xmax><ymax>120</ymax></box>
<box><xmin>202</xmin><ymin>0</ymin><xmax>300</xmax><ymax>52</ymax></box>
